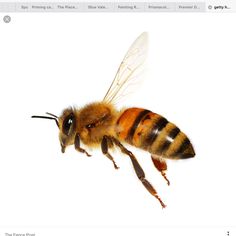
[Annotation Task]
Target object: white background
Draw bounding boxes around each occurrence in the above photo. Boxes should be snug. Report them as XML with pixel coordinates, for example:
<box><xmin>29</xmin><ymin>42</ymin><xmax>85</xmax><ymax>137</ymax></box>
<box><xmin>0</xmin><ymin>13</ymin><xmax>236</xmax><ymax>235</ymax></box>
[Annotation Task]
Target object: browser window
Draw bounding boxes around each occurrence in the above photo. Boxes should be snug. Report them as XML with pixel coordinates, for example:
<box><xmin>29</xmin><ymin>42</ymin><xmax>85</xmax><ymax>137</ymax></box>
<box><xmin>0</xmin><ymin>1</ymin><xmax>235</xmax><ymax>236</ymax></box>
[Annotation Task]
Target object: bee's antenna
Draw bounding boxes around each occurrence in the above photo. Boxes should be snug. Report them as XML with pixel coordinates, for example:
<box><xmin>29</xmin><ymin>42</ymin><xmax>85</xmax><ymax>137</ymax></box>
<box><xmin>46</xmin><ymin>112</ymin><xmax>58</xmax><ymax>118</ymax></box>
<box><xmin>31</xmin><ymin>115</ymin><xmax>59</xmax><ymax>128</ymax></box>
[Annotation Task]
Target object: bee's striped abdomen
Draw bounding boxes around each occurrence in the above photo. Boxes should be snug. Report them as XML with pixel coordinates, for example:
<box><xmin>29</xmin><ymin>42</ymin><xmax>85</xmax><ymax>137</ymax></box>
<box><xmin>116</xmin><ymin>108</ymin><xmax>195</xmax><ymax>159</ymax></box>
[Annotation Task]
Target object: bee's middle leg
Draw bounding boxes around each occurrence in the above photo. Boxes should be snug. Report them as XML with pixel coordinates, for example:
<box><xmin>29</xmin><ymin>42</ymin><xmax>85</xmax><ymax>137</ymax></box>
<box><xmin>101</xmin><ymin>135</ymin><xmax>119</xmax><ymax>169</ymax></box>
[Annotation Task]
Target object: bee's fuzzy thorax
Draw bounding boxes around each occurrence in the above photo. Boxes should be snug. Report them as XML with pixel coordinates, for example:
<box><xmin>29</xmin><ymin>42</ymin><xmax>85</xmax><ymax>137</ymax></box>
<box><xmin>61</xmin><ymin>101</ymin><xmax>120</xmax><ymax>147</ymax></box>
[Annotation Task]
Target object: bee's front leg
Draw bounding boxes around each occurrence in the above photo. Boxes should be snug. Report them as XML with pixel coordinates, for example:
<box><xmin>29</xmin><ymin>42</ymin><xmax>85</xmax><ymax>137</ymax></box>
<box><xmin>101</xmin><ymin>135</ymin><xmax>119</xmax><ymax>169</ymax></box>
<box><xmin>74</xmin><ymin>133</ymin><xmax>91</xmax><ymax>157</ymax></box>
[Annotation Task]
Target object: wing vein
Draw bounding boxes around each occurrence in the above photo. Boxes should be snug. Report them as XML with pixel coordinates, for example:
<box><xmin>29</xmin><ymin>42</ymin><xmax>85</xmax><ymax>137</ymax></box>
<box><xmin>103</xmin><ymin>32</ymin><xmax>148</xmax><ymax>105</ymax></box>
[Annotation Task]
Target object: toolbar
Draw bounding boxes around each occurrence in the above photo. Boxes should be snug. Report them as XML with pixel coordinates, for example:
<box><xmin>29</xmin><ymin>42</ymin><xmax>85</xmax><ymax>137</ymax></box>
<box><xmin>0</xmin><ymin>1</ymin><xmax>235</xmax><ymax>12</ymax></box>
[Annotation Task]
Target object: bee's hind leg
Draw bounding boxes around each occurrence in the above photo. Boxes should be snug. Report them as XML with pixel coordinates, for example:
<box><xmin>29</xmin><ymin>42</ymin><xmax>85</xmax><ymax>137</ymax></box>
<box><xmin>151</xmin><ymin>155</ymin><xmax>170</xmax><ymax>186</ymax></box>
<box><xmin>74</xmin><ymin>133</ymin><xmax>92</xmax><ymax>157</ymax></box>
<box><xmin>101</xmin><ymin>135</ymin><xmax>119</xmax><ymax>169</ymax></box>
<box><xmin>111</xmin><ymin>137</ymin><xmax>166</xmax><ymax>208</ymax></box>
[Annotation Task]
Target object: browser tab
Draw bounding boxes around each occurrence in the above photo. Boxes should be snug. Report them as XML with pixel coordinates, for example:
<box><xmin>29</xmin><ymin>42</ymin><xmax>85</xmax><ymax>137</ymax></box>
<box><xmin>114</xmin><ymin>2</ymin><xmax>145</xmax><ymax>12</ymax></box>
<box><xmin>55</xmin><ymin>3</ymin><xmax>80</xmax><ymax>12</ymax></box>
<box><xmin>0</xmin><ymin>2</ymin><xmax>15</xmax><ymax>12</ymax></box>
<box><xmin>29</xmin><ymin>3</ymin><xmax>55</xmax><ymax>12</ymax></box>
<box><xmin>206</xmin><ymin>1</ymin><xmax>236</xmax><ymax>12</ymax></box>
<box><xmin>176</xmin><ymin>2</ymin><xmax>206</xmax><ymax>12</ymax></box>
<box><xmin>15</xmin><ymin>3</ymin><xmax>30</xmax><ymax>11</ymax></box>
<box><xmin>83</xmin><ymin>2</ymin><xmax>114</xmax><ymax>12</ymax></box>
<box><xmin>145</xmin><ymin>2</ymin><xmax>176</xmax><ymax>12</ymax></box>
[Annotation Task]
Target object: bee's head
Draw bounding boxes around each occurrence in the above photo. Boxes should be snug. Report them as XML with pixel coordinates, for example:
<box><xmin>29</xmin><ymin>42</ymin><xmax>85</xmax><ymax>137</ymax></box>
<box><xmin>31</xmin><ymin>107</ymin><xmax>77</xmax><ymax>153</ymax></box>
<box><xmin>58</xmin><ymin>108</ymin><xmax>76</xmax><ymax>153</ymax></box>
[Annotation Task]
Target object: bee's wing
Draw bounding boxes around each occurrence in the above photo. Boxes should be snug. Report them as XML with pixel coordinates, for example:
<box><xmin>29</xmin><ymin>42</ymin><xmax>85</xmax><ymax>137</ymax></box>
<box><xmin>103</xmin><ymin>32</ymin><xmax>148</xmax><ymax>104</ymax></box>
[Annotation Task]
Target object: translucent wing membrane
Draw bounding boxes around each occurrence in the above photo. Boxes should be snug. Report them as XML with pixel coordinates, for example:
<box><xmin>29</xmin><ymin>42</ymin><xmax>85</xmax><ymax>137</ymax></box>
<box><xmin>103</xmin><ymin>32</ymin><xmax>148</xmax><ymax>104</ymax></box>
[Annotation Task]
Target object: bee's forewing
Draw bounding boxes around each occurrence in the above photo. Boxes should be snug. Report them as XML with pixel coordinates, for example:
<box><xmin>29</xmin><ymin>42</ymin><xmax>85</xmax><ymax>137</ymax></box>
<box><xmin>103</xmin><ymin>32</ymin><xmax>148</xmax><ymax>104</ymax></box>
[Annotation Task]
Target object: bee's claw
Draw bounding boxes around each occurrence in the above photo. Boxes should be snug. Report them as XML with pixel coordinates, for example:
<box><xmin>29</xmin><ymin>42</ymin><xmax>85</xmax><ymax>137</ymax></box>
<box><xmin>114</xmin><ymin>163</ymin><xmax>119</xmax><ymax>169</ymax></box>
<box><xmin>85</xmin><ymin>151</ymin><xmax>92</xmax><ymax>157</ymax></box>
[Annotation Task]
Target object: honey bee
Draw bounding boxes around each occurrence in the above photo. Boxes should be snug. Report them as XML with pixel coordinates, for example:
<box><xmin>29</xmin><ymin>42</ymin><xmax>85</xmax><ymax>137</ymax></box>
<box><xmin>32</xmin><ymin>32</ymin><xmax>195</xmax><ymax>208</ymax></box>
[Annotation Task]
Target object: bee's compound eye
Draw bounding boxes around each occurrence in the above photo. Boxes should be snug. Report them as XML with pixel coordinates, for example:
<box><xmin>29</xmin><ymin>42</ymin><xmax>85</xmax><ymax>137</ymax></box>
<box><xmin>63</xmin><ymin>113</ymin><xmax>74</xmax><ymax>135</ymax></box>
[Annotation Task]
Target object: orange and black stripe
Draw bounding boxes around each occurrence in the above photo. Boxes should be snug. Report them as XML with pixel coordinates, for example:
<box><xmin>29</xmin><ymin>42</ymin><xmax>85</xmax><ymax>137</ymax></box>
<box><xmin>143</xmin><ymin>117</ymin><xmax>168</xmax><ymax>148</ymax></box>
<box><xmin>126</xmin><ymin>109</ymin><xmax>150</xmax><ymax>142</ymax></box>
<box><xmin>116</xmin><ymin>107</ymin><xmax>195</xmax><ymax>159</ymax></box>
